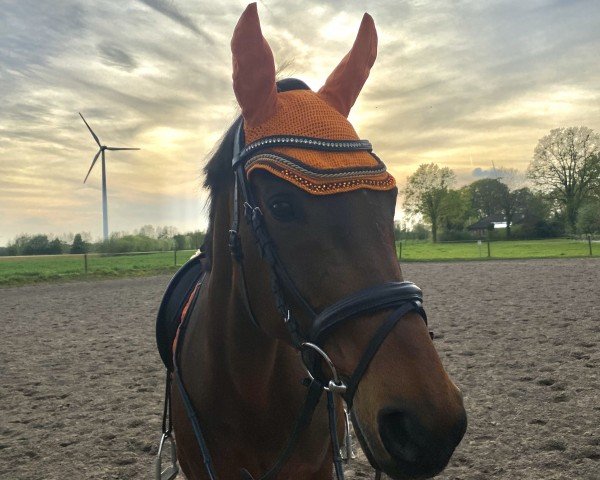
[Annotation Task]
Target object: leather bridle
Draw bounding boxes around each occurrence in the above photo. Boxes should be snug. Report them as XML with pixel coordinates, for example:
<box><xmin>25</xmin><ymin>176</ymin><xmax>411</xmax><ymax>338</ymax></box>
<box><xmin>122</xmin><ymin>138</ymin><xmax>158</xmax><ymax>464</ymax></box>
<box><xmin>173</xmin><ymin>81</ymin><xmax>430</xmax><ymax>480</ymax></box>
<box><xmin>229</xmin><ymin>115</ymin><xmax>428</xmax><ymax>403</ymax></box>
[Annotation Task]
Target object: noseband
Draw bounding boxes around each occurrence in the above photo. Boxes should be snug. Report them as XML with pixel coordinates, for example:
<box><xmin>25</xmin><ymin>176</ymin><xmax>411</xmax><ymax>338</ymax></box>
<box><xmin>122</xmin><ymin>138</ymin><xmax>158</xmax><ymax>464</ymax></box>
<box><xmin>171</xmin><ymin>82</ymin><xmax>429</xmax><ymax>480</ymax></box>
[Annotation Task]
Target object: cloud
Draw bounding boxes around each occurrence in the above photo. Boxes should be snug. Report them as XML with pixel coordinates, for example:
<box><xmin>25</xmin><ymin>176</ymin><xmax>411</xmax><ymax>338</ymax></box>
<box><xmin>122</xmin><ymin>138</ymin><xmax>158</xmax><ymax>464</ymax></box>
<box><xmin>97</xmin><ymin>42</ymin><xmax>138</xmax><ymax>71</ymax></box>
<box><xmin>1</xmin><ymin>0</ymin><xmax>600</xmax><ymax>243</ymax></box>
<box><xmin>137</xmin><ymin>0</ymin><xmax>213</xmax><ymax>43</ymax></box>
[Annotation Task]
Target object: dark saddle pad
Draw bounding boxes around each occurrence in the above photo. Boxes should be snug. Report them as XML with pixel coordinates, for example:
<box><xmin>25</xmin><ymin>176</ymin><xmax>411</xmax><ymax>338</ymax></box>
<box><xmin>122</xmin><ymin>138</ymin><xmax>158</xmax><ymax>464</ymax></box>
<box><xmin>156</xmin><ymin>252</ymin><xmax>206</xmax><ymax>371</ymax></box>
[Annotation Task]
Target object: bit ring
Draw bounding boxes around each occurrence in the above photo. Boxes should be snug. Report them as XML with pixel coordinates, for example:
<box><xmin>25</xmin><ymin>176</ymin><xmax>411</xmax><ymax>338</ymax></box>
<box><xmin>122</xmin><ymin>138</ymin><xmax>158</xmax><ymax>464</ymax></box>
<box><xmin>300</xmin><ymin>342</ymin><xmax>347</xmax><ymax>394</ymax></box>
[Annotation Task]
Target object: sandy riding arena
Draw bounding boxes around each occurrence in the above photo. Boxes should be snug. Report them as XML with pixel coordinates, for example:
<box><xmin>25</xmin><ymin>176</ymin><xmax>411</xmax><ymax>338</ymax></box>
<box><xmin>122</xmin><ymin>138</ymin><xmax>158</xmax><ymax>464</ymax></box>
<box><xmin>1</xmin><ymin>259</ymin><xmax>598</xmax><ymax>479</ymax></box>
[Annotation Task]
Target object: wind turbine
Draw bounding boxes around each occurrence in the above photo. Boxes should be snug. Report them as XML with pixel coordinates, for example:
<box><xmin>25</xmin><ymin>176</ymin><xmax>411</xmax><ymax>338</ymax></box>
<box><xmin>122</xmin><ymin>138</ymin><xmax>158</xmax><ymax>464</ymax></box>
<box><xmin>80</xmin><ymin>113</ymin><xmax>139</xmax><ymax>241</ymax></box>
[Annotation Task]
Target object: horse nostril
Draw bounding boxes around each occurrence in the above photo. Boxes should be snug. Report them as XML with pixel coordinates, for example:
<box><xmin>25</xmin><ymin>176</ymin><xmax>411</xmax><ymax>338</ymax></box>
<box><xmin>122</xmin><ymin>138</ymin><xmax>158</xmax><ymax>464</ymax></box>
<box><xmin>379</xmin><ymin>410</ymin><xmax>424</xmax><ymax>463</ymax></box>
<box><xmin>379</xmin><ymin>410</ymin><xmax>458</xmax><ymax>478</ymax></box>
<box><xmin>378</xmin><ymin>408</ymin><xmax>460</xmax><ymax>477</ymax></box>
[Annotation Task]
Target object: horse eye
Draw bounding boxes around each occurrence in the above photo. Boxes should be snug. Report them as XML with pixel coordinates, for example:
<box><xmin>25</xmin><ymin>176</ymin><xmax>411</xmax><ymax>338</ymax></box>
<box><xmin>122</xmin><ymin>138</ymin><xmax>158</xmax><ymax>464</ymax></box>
<box><xmin>269</xmin><ymin>200</ymin><xmax>295</xmax><ymax>221</ymax></box>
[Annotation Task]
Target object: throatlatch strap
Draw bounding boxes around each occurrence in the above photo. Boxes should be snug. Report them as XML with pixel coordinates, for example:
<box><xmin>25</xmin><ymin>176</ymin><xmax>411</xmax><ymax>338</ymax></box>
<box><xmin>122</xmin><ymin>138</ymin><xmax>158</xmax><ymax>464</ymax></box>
<box><xmin>236</xmin><ymin>260</ymin><xmax>262</xmax><ymax>331</ymax></box>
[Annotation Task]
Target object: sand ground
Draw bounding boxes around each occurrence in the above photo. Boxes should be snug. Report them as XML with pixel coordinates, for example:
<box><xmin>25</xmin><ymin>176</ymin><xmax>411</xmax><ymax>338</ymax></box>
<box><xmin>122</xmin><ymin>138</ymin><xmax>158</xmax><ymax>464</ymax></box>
<box><xmin>1</xmin><ymin>259</ymin><xmax>598</xmax><ymax>479</ymax></box>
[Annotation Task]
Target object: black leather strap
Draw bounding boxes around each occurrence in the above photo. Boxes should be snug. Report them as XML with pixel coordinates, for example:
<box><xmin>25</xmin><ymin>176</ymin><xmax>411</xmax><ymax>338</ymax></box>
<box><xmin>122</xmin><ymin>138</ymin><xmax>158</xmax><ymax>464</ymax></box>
<box><xmin>309</xmin><ymin>282</ymin><xmax>426</xmax><ymax>343</ymax></box>
<box><xmin>174</xmin><ymin>370</ymin><xmax>218</xmax><ymax>480</ymax></box>
<box><xmin>246</xmin><ymin>203</ymin><xmax>317</xmax><ymax>321</ymax></box>
<box><xmin>236</xmin><ymin>260</ymin><xmax>262</xmax><ymax>331</ymax></box>
<box><xmin>343</xmin><ymin>302</ymin><xmax>422</xmax><ymax>409</ymax></box>
<box><xmin>239</xmin><ymin>379</ymin><xmax>325</xmax><ymax>480</ymax></box>
<box><xmin>327</xmin><ymin>391</ymin><xmax>346</xmax><ymax>480</ymax></box>
<box><xmin>172</xmin><ymin>274</ymin><xmax>218</xmax><ymax>480</ymax></box>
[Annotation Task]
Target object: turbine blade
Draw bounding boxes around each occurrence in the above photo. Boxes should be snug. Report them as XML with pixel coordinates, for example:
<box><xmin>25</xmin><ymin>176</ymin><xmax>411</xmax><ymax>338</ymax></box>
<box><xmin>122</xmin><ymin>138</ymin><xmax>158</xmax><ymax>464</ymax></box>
<box><xmin>83</xmin><ymin>150</ymin><xmax>102</xmax><ymax>183</ymax></box>
<box><xmin>105</xmin><ymin>147</ymin><xmax>141</xmax><ymax>151</ymax></box>
<box><xmin>79</xmin><ymin>113</ymin><xmax>102</xmax><ymax>147</ymax></box>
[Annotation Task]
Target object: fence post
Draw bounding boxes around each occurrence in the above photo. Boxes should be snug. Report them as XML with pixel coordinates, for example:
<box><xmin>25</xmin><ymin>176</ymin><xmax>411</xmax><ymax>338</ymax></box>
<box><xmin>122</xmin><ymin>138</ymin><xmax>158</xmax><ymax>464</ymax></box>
<box><xmin>487</xmin><ymin>239</ymin><xmax>491</xmax><ymax>258</ymax></box>
<box><xmin>84</xmin><ymin>253</ymin><xmax>88</xmax><ymax>273</ymax></box>
<box><xmin>588</xmin><ymin>235</ymin><xmax>593</xmax><ymax>256</ymax></box>
<box><xmin>398</xmin><ymin>241</ymin><xmax>402</xmax><ymax>260</ymax></box>
<box><xmin>174</xmin><ymin>249</ymin><xmax>177</xmax><ymax>267</ymax></box>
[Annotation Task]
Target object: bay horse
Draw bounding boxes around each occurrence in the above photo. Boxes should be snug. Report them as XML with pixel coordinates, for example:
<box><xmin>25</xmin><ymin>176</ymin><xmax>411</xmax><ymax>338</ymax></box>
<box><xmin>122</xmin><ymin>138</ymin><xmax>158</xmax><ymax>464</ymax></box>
<box><xmin>160</xmin><ymin>4</ymin><xmax>466</xmax><ymax>479</ymax></box>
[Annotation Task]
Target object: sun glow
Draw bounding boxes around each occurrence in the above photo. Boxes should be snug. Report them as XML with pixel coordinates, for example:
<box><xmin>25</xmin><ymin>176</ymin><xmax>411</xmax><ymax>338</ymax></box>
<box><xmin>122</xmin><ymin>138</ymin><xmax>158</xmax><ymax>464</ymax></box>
<box><xmin>489</xmin><ymin>86</ymin><xmax>594</xmax><ymax>120</ymax></box>
<box><xmin>319</xmin><ymin>12</ymin><xmax>361</xmax><ymax>41</ymax></box>
<box><xmin>142</xmin><ymin>127</ymin><xmax>190</xmax><ymax>148</ymax></box>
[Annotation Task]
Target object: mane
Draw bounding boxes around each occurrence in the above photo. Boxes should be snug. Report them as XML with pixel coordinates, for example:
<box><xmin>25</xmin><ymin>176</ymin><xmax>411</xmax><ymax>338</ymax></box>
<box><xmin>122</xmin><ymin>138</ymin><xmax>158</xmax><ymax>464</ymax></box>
<box><xmin>202</xmin><ymin>117</ymin><xmax>242</xmax><ymax>270</ymax></box>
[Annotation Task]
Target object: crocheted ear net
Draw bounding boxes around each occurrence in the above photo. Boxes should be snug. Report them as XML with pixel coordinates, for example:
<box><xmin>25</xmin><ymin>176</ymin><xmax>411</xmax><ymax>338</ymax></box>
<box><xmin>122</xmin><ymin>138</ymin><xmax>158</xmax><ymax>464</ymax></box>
<box><xmin>244</xmin><ymin>89</ymin><xmax>395</xmax><ymax>195</ymax></box>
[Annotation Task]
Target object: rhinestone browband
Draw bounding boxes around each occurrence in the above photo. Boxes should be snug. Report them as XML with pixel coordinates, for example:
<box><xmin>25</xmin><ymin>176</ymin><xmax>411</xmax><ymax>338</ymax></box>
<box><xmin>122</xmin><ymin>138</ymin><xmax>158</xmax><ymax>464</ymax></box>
<box><xmin>248</xmin><ymin>162</ymin><xmax>395</xmax><ymax>194</ymax></box>
<box><xmin>238</xmin><ymin>135</ymin><xmax>373</xmax><ymax>165</ymax></box>
<box><xmin>245</xmin><ymin>153</ymin><xmax>387</xmax><ymax>178</ymax></box>
<box><xmin>245</xmin><ymin>152</ymin><xmax>395</xmax><ymax>195</ymax></box>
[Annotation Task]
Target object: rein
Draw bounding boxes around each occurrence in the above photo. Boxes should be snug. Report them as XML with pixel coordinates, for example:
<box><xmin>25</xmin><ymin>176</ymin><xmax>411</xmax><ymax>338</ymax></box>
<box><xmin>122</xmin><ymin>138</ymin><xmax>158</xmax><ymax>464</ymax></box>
<box><xmin>162</xmin><ymin>89</ymin><xmax>430</xmax><ymax>480</ymax></box>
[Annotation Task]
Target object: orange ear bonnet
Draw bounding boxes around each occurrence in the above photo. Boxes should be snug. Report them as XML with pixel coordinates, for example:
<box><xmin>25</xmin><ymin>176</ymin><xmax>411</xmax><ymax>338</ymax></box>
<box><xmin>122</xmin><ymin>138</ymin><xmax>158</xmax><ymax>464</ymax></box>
<box><xmin>231</xmin><ymin>3</ymin><xmax>395</xmax><ymax>195</ymax></box>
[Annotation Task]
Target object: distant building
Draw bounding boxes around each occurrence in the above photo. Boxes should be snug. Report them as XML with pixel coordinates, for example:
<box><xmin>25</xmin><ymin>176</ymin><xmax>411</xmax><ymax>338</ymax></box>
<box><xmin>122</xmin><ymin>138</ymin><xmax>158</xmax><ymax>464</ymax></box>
<box><xmin>467</xmin><ymin>214</ymin><xmax>509</xmax><ymax>237</ymax></box>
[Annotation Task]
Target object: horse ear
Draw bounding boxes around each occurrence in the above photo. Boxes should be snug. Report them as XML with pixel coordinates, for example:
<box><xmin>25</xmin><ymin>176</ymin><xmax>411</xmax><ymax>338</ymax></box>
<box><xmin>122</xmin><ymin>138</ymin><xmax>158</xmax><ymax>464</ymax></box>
<box><xmin>231</xmin><ymin>3</ymin><xmax>278</xmax><ymax>127</ymax></box>
<box><xmin>318</xmin><ymin>13</ymin><xmax>377</xmax><ymax>118</ymax></box>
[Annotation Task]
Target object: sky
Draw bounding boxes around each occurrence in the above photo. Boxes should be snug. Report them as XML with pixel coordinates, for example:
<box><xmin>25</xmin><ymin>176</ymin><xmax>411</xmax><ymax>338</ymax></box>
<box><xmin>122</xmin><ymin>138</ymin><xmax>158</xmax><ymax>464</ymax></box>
<box><xmin>1</xmin><ymin>0</ymin><xmax>599</xmax><ymax>244</ymax></box>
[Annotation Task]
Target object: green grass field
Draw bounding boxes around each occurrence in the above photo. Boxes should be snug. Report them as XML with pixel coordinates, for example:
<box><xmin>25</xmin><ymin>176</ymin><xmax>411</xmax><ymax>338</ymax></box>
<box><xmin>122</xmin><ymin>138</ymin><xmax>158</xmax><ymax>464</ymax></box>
<box><xmin>397</xmin><ymin>238</ymin><xmax>596</xmax><ymax>261</ymax></box>
<box><xmin>0</xmin><ymin>239</ymin><xmax>596</xmax><ymax>286</ymax></box>
<box><xmin>0</xmin><ymin>250</ymin><xmax>197</xmax><ymax>286</ymax></box>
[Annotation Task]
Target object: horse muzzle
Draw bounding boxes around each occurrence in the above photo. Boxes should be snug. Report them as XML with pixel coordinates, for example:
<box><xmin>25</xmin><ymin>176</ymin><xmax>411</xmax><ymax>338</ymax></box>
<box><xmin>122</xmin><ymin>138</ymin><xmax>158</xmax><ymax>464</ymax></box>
<box><xmin>352</xmin><ymin>401</ymin><xmax>467</xmax><ymax>480</ymax></box>
<box><xmin>377</xmin><ymin>406</ymin><xmax>467</xmax><ymax>479</ymax></box>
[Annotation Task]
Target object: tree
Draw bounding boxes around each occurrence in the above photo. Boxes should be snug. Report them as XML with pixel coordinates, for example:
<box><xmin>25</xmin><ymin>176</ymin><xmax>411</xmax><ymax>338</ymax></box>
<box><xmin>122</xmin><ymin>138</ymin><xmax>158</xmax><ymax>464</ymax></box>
<box><xmin>577</xmin><ymin>200</ymin><xmax>600</xmax><ymax>234</ymax></box>
<box><xmin>467</xmin><ymin>168</ymin><xmax>527</xmax><ymax>237</ymax></box>
<box><xmin>157</xmin><ymin>226</ymin><xmax>178</xmax><ymax>239</ymax></box>
<box><xmin>47</xmin><ymin>238</ymin><xmax>63</xmax><ymax>254</ymax></box>
<box><xmin>173</xmin><ymin>234</ymin><xmax>187</xmax><ymax>251</ymax></box>
<box><xmin>440</xmin><ymin>188</ymin><xmax>471</xmax><ymax>232</ymax></box>
<box><xmin>137</xmin><ymin>225</ymin><xmax>156</xmax><ymax>238</ymax></box>
<box><xmin>71</xmin><ymin>234</ymin><xmax>89</xmax><ymax>254</ymax></box>
<box><xmin>499</xmin><ymin>184</ymin><xmax>523</xmax><ymax>238</ymax></box>
<box><xmin>528</xmin><ymin>127</ymin><xmax>600</xmax><ymax>231</ymax></box>
<box><xmin>188</xmin><ymin>231</ymin><xmax>205</xmax><ymax>249</ymax></box>
<box><xmin>404</xmin><ymin>163</ymin><xmax>455</xmax><ymax>243</ymax></box>
<box><xmin>513</xmin><ymin>188</ymin><xmax>558</xmax><ymax>238</ymax></box>
<box><xmin>469</xmin><ymin>178</ymin><xmax>508</xmax><ymax>218</ymax></box>
<box><xmin>22</xmin><ymin>235</ymin><xmax>50</xmax><ymax>255</ymax></box>
<box><xmin>7</xmin><ymin>235</ymin><xmax>31</xmax><ymax>255</ymax></box>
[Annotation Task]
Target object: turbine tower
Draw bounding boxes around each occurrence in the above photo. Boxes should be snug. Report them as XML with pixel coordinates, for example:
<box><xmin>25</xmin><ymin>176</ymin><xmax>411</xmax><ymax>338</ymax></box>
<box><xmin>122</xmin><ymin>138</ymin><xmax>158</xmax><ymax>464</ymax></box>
<box><xmin>79</xmin><ymin>113</ymin><xmax>139</xmax><ymax>241</ymax></box>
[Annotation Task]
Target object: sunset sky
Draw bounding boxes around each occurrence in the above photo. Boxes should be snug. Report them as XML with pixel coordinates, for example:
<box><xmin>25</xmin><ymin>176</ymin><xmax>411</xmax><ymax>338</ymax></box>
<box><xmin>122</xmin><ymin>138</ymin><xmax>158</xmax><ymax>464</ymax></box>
<box><xmin>1</xmin><ymin>0</ymin><xmax>599</xmax><ymax>244</ymax></box>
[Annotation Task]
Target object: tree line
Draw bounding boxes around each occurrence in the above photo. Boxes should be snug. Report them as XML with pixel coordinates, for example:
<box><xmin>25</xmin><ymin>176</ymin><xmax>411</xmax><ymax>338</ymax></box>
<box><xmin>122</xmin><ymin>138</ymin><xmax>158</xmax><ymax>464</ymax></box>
<box><xmin>402</xmin><ymin>126</ymin><xmax>600</xmax><ymax>242</ymax></box>
<box><xmin>0</xmin><ymin>226</ymin><xmax>206</xmax><ymax>256</ymax></box>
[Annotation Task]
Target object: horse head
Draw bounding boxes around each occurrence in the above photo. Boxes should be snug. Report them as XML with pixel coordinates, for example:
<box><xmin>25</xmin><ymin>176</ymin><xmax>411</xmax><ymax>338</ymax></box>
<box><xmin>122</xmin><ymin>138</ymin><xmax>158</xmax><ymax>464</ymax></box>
<box><xmin>223</xmin><ymin>4</ymin><xmax>467</xmax><ymax>478</ymax></box>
